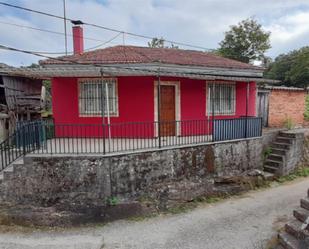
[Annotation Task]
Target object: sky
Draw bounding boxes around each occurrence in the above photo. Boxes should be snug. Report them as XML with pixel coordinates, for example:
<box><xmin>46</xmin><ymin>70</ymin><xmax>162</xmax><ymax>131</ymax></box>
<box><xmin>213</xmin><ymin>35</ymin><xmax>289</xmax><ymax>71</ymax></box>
<box><xmin>0</xmin><ymin>0</ymin><xmax>309</xmax><ymax>66</ymax></box>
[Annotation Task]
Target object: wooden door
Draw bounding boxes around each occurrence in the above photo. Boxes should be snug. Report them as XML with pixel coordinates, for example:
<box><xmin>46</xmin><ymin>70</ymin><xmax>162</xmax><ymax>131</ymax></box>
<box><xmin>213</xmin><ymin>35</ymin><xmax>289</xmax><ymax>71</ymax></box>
<box><xmin>159</xmin><ymin>85</ymin><xmax>176</xmax><ymax>136</ymax></box>
<box><xmin>257</xmin><ymin>91</ymin><xmax>269</xmax><ymax>127</ymax></box>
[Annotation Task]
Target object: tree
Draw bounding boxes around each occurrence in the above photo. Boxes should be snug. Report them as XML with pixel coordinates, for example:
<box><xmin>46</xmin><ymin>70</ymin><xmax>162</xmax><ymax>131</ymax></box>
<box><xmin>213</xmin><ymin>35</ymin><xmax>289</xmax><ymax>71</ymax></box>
<box><xmin>218</xmin><ymin>18</ymin><xmax>271</xmax><ymax>63</ymax></box>
<box><xmin>148</xmin><ymin>37</ymin><xmax>178</xmax><ymax>49</ymax></box>
<box><xmin>264</xmin><ymin>46</ymin><xmax>309</xmax><ymax>87</ymax></box>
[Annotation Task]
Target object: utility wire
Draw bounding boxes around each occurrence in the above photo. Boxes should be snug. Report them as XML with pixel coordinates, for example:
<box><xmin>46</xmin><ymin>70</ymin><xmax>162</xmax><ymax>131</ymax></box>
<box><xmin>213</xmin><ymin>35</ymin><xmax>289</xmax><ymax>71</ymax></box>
<box><xmin>0</xmin><ymin>21</ymin><xmax>122</xmax><ymax>54</ymax></box>
<box><xmin>0</xmin><ymin>20</ymin><xmax>113</xmax><ymax>42</ymax></box>
<box><xmin>0</xmin><ymin>1</ymin><xmax>213</xmax><ymax>51</ymax></box>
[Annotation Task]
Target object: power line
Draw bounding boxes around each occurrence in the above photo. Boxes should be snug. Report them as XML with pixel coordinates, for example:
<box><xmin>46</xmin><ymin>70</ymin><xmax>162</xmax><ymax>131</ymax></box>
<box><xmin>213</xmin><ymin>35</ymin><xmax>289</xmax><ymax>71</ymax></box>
<box><xmin>0</xmin><ymin>1</ymin><xmax>214</xmax><ymax>51</ymax></box>
<box><xmin>0</xmin><ymin>21</ymin><xmax>122</xmax><ymax>54</ymax></box>
<box><xmin>0</xmin><ymin>20</ymin><xmax>110</xmax><ymax>43</ymax></box>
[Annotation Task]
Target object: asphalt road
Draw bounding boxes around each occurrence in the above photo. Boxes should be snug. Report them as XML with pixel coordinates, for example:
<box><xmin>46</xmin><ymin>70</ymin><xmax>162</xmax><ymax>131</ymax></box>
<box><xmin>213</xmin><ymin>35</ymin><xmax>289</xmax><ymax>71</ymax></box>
<box><xmin>0</xmin><ymin>178</ymin><xmax>308</xmax><ymax>249</ymax></box>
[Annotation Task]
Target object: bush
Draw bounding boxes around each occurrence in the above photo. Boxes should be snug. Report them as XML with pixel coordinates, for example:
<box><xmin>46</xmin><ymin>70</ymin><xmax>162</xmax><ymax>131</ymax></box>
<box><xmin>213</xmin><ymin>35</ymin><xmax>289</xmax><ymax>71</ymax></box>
<box><xmin>304</xmin><ymin>95</ymin><xmax>309</xmax><ymax>121</ymax></box>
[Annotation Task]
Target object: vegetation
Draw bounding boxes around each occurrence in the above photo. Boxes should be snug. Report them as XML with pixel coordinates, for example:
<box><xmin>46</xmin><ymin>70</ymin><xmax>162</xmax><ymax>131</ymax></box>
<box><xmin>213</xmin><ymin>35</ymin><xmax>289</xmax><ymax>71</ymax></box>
<box><xmin>304</xmin><ymin>95</ymin><xmax>309</xmax><ymax>121</ymax></box>
<box><xmin>263</xmin><ymin>147</ymin><xmax>272</xmax><ymax>161</ymax></box>
<box><xmin>264</xmin><ymin>46</ymin><xmax>309</xmax><ymax>87</ymax></box>
<box><xmin>106</xmin><ymin>196</ymin><xmax>119</xmax><ymax>206</ymax></box>
<box><xmin>218</xmin><ymin>18</ymin><xmax>271</xmax><ymax>63</ymax></box>
<box><xmin>283</xmin><ymin>117</ymin><xmax>294</xmax><ymax>130</ymax></box>
<box><xmin>148</xmin><ymin>37</ymin><xmax>179</xmax><ymax>49</ymax></box>
<box><xmin>276</xmin><ymin>166</ymin><xmax>309</xmax><ymax>183</ymax></box>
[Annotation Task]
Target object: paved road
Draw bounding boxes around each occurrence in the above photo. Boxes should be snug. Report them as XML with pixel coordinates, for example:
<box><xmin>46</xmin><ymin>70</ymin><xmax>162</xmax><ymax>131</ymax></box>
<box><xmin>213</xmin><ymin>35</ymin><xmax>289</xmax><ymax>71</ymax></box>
<box><xmin>0</xmin><ymin>178</ymin><xmax>308</xmax><ymax>249</ymax></box>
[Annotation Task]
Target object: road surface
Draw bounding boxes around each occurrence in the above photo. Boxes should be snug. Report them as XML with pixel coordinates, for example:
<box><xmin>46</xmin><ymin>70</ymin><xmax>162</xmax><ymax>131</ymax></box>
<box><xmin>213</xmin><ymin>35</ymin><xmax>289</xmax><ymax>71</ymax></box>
<box><xmin>0</xmin><ymin>178</ymin><xmax>308</xmax><ymax>249</ymax></box>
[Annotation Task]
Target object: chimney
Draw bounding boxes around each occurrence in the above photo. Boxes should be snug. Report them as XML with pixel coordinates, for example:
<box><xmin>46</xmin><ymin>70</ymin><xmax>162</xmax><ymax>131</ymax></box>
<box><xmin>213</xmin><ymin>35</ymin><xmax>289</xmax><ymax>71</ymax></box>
<box><xmin>71</xmin><ymin>20</ymin><xmax>84</xmax><ymax>54</ymax></box>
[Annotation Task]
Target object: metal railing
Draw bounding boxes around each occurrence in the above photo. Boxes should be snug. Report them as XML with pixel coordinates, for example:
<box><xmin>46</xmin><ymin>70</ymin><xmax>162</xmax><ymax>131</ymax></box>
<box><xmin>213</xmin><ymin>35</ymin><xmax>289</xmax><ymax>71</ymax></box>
<box><xmin>0</xmin><ymin>117</ymin><xmax>262</xmax><ymax>172</ymax></box>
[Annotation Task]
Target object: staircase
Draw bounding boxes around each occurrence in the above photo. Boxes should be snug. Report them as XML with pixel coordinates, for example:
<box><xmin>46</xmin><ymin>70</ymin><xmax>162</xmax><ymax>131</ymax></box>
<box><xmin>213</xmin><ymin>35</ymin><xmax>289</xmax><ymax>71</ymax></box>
<box><xmin>277</xmin><ymin>189</ymin><xmax>309</xmax><ymax>249</ymax></box>
<box><xmin>264</xmin><ymin>131</ymin><xmax>297</xmax><ymax>176</ymax></box>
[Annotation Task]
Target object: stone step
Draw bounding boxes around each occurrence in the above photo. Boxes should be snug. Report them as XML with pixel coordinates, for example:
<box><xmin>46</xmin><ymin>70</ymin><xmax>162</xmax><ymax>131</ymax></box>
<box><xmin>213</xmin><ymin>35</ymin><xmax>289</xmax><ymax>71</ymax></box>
<box><xmin>301</xmin><ymin>198</ymin><xmax>309</xmax><ymax>211</ymax></box>
<box><xmin>268</xmin><ymin>154</ymin><xmax>284</xmax><ymax>162</ymax></box>
<box><xmin>278</xmin><ymin>231</ymin><xmax>300</xmax><ymax>249</ymax></box>
<box><xmin>276</xmin><ymin>136</ymin><xmax>294</xmax><ymax>144</ymax></box>
<box><xmin>271</xmin><ymin>148</ymin><xmax>288</xmax><ymax>156</ymax></box>
<box><xmin>293</xmin><ymin>208</ymin><xmax>309</xmax><ymax>223</ymax></box>
<box><xmin>279</xmin><ymin>132</ymin><xmax>297</xmax><ymax>139</ymax></box>
<box><xmin>265</xmin><ymin>159</ymin><xmax>282</xmax><ymax>168</ymax></box>
<box><xmin>3</xmin><ymin>171</ymin><xmax>13</xmax><ymax>180</ymax></box>
<box><xmin>285</xmin><ymin>219</ymin><xmax>309</xmax><ymax>239</ymax></box>
<box><xmin>272</xmin><ymin>142</ymin><xmax>291</xmax><ymax>150</ymax></box>
<box><xmin>264</xmin><ymin>165</ymin><xmax>279</xmax><ymax>174</ymax></box>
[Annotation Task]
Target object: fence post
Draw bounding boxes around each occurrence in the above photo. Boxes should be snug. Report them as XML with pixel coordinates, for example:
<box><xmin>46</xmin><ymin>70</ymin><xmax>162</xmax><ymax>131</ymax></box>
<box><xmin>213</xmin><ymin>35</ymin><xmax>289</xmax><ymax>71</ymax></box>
<box><xmin>100</xmin><ymin>68</ymin><xmax>106</xmax><ymax>154</ymax></box>
<box><xmin>245</xmin><ymin>82</ymin><xmax>249</xmax><ymax>138</ymax></box>
<box><xmin>212</xmin><ymin>83</ymin><xmax>215</xmax><ymax>142</ymax></box>
<box><xmin>157</xmin><ymin>69</ymin><xmax>162</xmax><ymax>148</ymax></box>
<box><xmin>22</xmin><ymin>125</ymin><xmax>26</xmax><ymax>156</ymax></box>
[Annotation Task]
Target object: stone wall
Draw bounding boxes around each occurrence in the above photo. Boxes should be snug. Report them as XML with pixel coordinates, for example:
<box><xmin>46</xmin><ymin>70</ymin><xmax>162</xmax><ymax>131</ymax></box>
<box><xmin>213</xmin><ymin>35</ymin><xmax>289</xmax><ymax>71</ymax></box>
<box><xmin>0</xmin><ymin>136</ymin><xmax>272</xmax><ymax>208</ymax></box>
<box><xmin>268</xmin><ymin>89</ymin><xmax>306</xmax><ymax>128</ymax></box>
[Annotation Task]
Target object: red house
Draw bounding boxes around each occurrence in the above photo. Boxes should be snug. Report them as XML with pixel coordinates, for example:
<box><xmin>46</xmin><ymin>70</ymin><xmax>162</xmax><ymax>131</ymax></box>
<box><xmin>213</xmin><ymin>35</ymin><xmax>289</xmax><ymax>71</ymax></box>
<box><xmin>38</xmin><ymin>24</ymin><xmax>264</xmax><ymax>153</ymax></box>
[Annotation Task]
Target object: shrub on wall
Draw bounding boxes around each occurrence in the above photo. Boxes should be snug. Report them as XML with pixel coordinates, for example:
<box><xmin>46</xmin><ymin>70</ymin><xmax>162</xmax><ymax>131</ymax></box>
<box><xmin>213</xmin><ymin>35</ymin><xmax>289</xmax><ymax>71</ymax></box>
<box><xmin>304</xmin><ymin>95</ymin><xmax>309</xmax><ymax>121</ymax></box>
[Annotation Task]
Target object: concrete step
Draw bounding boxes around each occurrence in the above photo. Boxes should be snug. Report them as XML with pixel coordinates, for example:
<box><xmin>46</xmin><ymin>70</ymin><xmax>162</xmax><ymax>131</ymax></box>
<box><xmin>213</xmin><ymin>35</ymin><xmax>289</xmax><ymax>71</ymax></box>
<box><xmin>285</xmin><ymin>219</ymin><xmax>309</xmax><ymax>239</ymax></box>
<box><xmin>271</xmin><ymin>148</ymin><xmax>288</xmax><ymax>156</ymax></box>
<box><xmin>278</xmin><ymin>231</ymin><xmax>300</xmax><ymax>249</ymax></box>
<box><xmin>279</xmin><ymin>132</ymin><xmax>297</xmax><ymax>139</ymax></box>
<box><xmin>272</xmin><ymin>142</ymin><xmax>291</xmax><ymax>150</ymax></box>
<box><xmin>276</xmin><ymin>136</ymin><xmax>294</xmax><ymax>144</ymax></box>
<box><xmin>262</xmin><ymin>171</ymin><xmax>275</xmax><ymax>181</ymax></box>
<box><xmin>265</xmin><ymin>159</ymin><xmax>282</xmax><ymax>168</ymax></box>
<box><xmin>301</xmin><ymin>198</ymin><xmax>309</xmax><ymax>211</ymax></box>
<box><xmin>268</xmin><ymin>154</ymin><xmax>284</xmax><ymax>162</ymax></box>
<box><xmin>294</xmin><ymin>207</ymin><xmax>309</xmax><ymax>223</ymax></box>
<box><xmin>264</xmin><ymin>165</ymin><xmax>279</xmax><ymax>174</ymax></box>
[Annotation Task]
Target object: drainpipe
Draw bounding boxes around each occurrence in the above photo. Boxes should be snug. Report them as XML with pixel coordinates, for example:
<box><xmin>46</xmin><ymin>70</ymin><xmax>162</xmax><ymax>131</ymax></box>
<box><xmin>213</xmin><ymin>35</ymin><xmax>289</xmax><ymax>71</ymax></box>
<box><xmin>100</xmin><ymin>69</ymin><xmax>106</xmax><ymax>154</ymax></box>
<box><xmin>212</xmin><ymin>83</ymin><xmax>215</xmax><ymax>142</ymax></box>
<box><xmin>105</xmin><ymin>80</ymin><xmax>112</xmax><ymax>140</ymax></box>
<box><xmin>157</xmin><ymin>68</ymin><xmax>161</xmax><ymax>148</ymax></box>
<box><xmin>245</xmin><ymin>82</ymin><xmax>250</xmax><ymax>138</ymax></box>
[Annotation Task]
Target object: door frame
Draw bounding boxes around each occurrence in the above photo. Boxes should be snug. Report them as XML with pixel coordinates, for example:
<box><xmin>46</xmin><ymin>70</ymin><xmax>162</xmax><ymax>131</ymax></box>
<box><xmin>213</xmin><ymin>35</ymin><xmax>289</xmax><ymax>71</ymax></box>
<box><xmin>154</xmin><ymin>81</ymin><xmax>181</xmax><ymax>136</ymax></box>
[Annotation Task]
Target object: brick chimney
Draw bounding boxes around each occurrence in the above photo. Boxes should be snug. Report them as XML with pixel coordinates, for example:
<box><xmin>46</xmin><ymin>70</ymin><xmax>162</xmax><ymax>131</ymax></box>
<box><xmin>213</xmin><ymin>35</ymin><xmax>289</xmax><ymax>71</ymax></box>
<box><xmin>71</xmin><ymin>20</ymin><xmax>84</xmax><ymax>54</ymax></box>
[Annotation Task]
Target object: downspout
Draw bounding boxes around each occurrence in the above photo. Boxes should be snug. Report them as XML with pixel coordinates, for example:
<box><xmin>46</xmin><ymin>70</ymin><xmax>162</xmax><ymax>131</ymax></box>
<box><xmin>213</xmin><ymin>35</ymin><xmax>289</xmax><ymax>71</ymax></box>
<box><xmin>105</xmin><ymin>80</ymin><xmax>112</xmax><ymax>140</ymax></box>
<box><xmin>157</xmin><ymin>68</ymin><xmax>161</xmax><ymax>148</ymax></box>
<box><xmin>245</xmin><ymin>81</ymin><xmax>250</xmax><ymax>138</ymax></box>
<box><xmin>100</xmin><ymin>69</ymin><xmax>106</xmax><ymax>154</ymax></box>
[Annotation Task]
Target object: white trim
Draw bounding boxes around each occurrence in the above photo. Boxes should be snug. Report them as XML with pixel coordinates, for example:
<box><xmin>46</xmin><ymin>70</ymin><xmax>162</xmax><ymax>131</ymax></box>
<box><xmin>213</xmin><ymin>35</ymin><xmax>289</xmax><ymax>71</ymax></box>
<box><xmin>205</xmin><ymin>81</ymin><xmax>236</xmax><ymax>117</ymax></box>
<box><xmin>154</xmin><ymin>81</ymin><xmax>181</xmax><ymax>136</ymax></box>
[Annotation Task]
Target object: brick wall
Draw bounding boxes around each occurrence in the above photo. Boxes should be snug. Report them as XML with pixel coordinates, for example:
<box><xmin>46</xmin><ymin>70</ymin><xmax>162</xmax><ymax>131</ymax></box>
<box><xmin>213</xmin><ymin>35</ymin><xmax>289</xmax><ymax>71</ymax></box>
<box><xmin>268</xmin><ymin>89</ymin><xmax>306</xmax><ymax>128</ymax></box>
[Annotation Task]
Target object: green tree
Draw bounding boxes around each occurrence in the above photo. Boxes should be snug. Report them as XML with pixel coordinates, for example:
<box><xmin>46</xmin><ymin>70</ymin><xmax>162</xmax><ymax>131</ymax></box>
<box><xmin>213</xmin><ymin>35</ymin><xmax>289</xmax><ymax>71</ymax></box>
<box><xmin>218</xmin><ymin>18</ymin><xmax>271</xmax><ymax>63</ymax></box>
<box><xmin>148</xmin><ymin>37</ymin><xmax>178</xmax><ymax>49</ymax></box>
<box><xmin>264</xmin><ymin>46</ymin><xmax>309</xmax><ymax>87</ymax></box>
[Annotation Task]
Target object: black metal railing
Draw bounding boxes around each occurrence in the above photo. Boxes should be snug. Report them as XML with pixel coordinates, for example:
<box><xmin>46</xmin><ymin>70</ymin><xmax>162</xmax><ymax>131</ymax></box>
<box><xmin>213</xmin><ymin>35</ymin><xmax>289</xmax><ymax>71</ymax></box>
<box><xmin>0</xmin><ymin>117</ymin><xmax>262</xmax><ymax>172</ymax></box>
<box><xmin>0</xmin><ymin>120</ymin><xmax>44</xmax><ymax>172</ymax></box>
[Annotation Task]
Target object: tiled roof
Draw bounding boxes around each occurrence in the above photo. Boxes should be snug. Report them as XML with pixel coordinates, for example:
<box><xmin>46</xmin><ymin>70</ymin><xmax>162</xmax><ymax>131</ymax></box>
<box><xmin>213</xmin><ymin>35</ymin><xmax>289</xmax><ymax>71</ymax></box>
<box><xmin>40</xmin><ymin>45</ymin><xmax>261</xmax><ymax>71</ymax></box>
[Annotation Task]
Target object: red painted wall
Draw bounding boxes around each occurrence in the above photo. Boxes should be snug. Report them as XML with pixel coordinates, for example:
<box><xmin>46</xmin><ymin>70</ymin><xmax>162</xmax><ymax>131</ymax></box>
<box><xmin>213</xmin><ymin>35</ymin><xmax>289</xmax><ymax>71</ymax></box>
<box><xmin>52</xmin><ymin>76</ymin><xmax>256</xmax><ymax>138</ymax></box>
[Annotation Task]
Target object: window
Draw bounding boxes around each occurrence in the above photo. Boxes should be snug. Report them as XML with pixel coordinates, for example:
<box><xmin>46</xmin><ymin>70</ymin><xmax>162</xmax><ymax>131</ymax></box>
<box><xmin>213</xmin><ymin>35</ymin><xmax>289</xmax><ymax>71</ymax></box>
<box><xmin>79</xmin><ymin>78</ymin><xmax>118</xmax><ymax>116</ymax></box>
<box><xmin>207</xmin><ymin>82</ymin><xmax>236</xmax><ymax>115</ymax></box>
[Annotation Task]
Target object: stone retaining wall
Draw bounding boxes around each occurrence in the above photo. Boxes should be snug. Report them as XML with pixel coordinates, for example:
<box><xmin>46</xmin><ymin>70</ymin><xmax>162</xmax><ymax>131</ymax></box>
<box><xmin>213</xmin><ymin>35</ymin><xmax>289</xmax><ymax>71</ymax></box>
<box><xmin>0</xmin><ymin>133</ymin><xmax>281</xmax><ymax>208</ymax></box>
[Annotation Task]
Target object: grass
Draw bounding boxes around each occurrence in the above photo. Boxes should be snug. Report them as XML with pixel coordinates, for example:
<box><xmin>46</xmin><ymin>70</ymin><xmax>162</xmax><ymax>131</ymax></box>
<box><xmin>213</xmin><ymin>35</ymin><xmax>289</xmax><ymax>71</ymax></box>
<box><xmin>276</xmin><ymin>166</ymin><xmax>309</xmax><ymax>183</ymax></box>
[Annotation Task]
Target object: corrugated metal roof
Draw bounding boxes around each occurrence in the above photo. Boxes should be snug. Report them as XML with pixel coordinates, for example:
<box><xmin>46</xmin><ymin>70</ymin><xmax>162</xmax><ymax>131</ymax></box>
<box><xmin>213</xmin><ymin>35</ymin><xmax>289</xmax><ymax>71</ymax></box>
<box><xmin>261</xmin><ymin>85</ymin><xmax>305</xmax><ymax>91</ymax></box>
<box><xmin>0</xmin><ymin>65</ymin><xmax>268</xmax><ymax>82</ymax></box>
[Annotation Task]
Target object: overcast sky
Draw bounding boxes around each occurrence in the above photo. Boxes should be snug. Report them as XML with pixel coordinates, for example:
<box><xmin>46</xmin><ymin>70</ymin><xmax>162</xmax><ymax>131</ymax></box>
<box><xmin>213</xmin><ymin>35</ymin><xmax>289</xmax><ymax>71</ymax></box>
<box><xmin>0</xmin><ymin>0</ymin><xmax>308</xmax><ymax>66</ymax></box>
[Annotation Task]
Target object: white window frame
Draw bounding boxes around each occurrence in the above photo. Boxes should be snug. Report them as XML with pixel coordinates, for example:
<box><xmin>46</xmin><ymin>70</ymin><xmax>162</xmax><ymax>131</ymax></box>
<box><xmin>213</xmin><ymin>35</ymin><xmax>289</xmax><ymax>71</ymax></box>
<box><xmin>206</xmin><ymin>81</ymin><xmax>236</xmax><ymax>116</ymax></box>
<box><xmin>78</xmin><ymin>78</ymin><xmax>119</xmax><ymax>117</ymax></box>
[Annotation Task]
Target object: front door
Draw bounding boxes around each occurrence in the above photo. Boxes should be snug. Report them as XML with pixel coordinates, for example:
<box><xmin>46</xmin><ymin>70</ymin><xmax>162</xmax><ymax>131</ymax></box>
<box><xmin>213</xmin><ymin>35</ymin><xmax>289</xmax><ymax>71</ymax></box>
<box><xmin>159</xmin><ymin>85</ymin><xmax>176</xmax><ymax>136</ymax></box>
